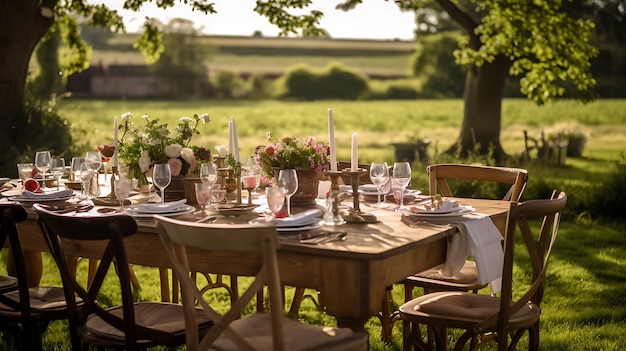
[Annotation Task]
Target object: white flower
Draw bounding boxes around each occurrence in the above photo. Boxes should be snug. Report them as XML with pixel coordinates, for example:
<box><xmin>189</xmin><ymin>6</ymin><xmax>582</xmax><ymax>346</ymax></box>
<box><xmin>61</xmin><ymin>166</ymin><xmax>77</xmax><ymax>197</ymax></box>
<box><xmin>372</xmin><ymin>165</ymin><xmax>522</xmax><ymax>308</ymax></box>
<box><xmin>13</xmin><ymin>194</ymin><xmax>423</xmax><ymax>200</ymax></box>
<box><xmin>215</xmin><ymin>145</ymin><xmax>229</xmax><ymax>156</ymax></box>
<box><xmin>201</xmin><ymin>113</ymin><xmax>211</xmax><ymax>123</ymax></box>
<box><xmin>179</xmin><ymin>117</ymin><xmax>194</xmax><ymax>124</ymax></box>
<box><xmin>138</xmin><ymin>151</ymin><xmax>151</xmax><ymax>173</ymax></box>
<box><xmin>141</xmin><ymin>114</ymin><xmax>149</xmax><ymax>119</ymax></box>
<box><xmin>180</xmin><ymin>147</ymin><xmax>195</xmax><ymax>163</ymax></box>
<box><xmin>165</xmin><ymin>144</ymin><xmax>183</xmax><ymax>158</ymax></box>
<box><xmin>121</xmin><ymin>112</ymin><xmax>133</xmax><ymax>121</ymax></box>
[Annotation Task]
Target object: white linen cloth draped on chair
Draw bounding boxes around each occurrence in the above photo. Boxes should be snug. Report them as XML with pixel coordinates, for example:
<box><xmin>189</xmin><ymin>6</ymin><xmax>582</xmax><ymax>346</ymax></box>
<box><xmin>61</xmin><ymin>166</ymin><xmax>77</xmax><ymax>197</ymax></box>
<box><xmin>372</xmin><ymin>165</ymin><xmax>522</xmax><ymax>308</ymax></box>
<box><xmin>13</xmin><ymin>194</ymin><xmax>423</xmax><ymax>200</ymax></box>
<box><xmin>441</xmin><ymin>215</ymin><xmax>504</xmax><ymax>294</ymax></box>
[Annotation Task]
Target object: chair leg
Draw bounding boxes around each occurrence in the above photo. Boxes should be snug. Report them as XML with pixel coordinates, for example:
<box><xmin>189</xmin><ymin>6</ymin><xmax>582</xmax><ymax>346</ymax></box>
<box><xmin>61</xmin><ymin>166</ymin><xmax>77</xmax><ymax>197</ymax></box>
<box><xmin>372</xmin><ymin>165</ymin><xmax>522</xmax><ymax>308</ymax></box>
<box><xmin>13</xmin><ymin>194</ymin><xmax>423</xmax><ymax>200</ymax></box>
<box><xmin>289</xmin><ymin>287</ymin><xmax>306</xmax><ymax>315</ymax></box>
<box><xmin>159</xmin><ymin>267</ymin><xmax>171</xmax><ymax>302</ymax></box>
<box><xmin>379</xmin><ymin>285</ymin><xmax>393</xmax><ymax>344</ymax></box>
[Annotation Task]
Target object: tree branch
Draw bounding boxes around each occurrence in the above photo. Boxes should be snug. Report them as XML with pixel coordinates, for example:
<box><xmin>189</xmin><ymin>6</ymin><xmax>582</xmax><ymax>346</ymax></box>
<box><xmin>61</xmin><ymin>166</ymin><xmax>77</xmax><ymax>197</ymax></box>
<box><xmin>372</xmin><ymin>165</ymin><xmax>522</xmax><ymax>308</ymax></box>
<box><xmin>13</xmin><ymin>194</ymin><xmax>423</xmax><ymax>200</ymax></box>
<box><xmin>436</xmin><ymin>0</ymin><xmax>480</xmax><ymax>48</ymax></box>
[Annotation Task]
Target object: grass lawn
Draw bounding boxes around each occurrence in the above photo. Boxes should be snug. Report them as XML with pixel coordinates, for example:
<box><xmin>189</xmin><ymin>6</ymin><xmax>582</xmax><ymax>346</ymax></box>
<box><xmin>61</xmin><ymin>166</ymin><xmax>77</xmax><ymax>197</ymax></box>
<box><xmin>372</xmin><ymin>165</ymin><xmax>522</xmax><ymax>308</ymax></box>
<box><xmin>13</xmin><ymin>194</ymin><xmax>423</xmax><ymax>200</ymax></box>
<box><xmin>1</xmin><ymin>98</ymin><xmax>625</xmax><ymax>350</ymax></box>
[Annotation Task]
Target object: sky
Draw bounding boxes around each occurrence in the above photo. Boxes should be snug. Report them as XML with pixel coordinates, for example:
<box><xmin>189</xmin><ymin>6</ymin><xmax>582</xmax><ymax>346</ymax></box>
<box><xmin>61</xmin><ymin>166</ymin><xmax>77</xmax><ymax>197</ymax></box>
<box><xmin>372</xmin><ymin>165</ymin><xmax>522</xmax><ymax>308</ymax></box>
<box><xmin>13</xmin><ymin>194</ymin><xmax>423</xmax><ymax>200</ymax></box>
<box><xmin>96</xmin><ymin>0</ymin><xmax>416</xmax><ymax>40</ymax></box>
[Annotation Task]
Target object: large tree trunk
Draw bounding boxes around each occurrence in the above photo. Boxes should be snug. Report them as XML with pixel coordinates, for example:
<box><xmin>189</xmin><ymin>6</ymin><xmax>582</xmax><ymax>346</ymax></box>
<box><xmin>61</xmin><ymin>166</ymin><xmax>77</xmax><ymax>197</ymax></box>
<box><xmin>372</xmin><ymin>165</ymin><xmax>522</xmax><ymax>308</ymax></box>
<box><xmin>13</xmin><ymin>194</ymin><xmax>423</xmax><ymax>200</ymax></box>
<box><xmin>451</xmin><ymin>54</ymin><xmax>510</xmax><ymax>163</ymax></box>
<box><xmin>0</xmin><ymin>1</ymin><xmax>53</xmax><ymax>138</ymax></box>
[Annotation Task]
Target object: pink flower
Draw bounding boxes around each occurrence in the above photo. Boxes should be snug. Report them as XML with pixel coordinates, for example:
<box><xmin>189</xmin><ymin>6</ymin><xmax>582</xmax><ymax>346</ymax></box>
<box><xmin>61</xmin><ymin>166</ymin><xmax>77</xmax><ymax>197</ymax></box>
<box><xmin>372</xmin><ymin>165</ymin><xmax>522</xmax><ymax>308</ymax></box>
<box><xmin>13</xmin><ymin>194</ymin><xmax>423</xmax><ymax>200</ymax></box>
<box><xmin>264</xmin><ymin>145</ymin><xmax>276</xmax><ymax>156</ymax></box>
<box><xmin>167</xmin><ymin>158</ymin><xmax>183</xmax><ymax>177</ymax></box>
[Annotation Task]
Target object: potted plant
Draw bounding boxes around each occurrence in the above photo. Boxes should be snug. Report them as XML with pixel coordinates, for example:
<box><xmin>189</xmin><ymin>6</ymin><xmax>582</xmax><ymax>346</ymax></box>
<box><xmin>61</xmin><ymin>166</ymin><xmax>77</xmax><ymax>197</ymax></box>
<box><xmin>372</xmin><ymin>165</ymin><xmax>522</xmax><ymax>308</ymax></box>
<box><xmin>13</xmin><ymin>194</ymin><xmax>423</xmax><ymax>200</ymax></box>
<box><xmin>117</xmin><ymin>112</ymin><xmax>211</xmax><ymax>200</ymax></box>
<box><xmin>254</xmin><ymin>133</ymin><xmax>330</xmax><ymax>205</ymax></box>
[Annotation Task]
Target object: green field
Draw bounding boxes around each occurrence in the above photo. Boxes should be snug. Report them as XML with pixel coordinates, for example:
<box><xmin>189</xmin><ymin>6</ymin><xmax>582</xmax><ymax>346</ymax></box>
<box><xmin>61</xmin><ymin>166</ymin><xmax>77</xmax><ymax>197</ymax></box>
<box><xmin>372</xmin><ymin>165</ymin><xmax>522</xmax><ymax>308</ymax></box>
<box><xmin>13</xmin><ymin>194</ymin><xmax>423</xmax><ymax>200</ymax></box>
<box><xmin>2</xmin><ymin>98</ymin><xmax>625</xmax><ymax>350</ymax></box>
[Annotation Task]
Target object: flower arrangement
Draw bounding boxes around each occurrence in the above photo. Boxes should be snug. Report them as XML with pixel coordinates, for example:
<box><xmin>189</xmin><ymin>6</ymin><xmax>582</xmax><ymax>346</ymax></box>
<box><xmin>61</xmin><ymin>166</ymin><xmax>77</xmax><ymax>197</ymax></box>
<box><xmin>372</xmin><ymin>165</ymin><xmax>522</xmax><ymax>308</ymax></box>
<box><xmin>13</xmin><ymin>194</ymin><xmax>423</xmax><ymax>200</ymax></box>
<box><xmin>254</xmin><ymin>132</ymin><xmax>330</xmax><ymax>181</ymax></box>
<box><xmin>117</xmin><ymin>112</ymin><xmax>211</xmax><ymax>186</ymax></box>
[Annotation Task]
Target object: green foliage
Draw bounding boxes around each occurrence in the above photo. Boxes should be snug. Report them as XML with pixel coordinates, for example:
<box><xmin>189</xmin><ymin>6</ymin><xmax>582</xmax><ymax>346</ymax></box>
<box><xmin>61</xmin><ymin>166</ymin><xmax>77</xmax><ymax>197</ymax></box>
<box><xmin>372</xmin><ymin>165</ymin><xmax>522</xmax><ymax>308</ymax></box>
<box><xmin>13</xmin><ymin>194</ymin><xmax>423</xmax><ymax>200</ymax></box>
<box><xmin>0</xmin><ymin>93</ymin><xmax>79</xmax><ymax>178</ymax></box>
<box><xmin>31</xmin><ymin>25</ymin><xmax>62</xmax><ymax>99</ymax></box>
<box><xmin>411</xmin><ymin>32</ymin><xmax>466</xmax><ymax>98</ymax></box>
<box><xmin>212</xmin><ymin>71</ymin><xmax>244</xmax><ymax>99</ymax></box>
<box><xmin>456</xmin><ymin>0</ymin><xmax>598</xmax><ymax>104</ymax></box>
<box><xmin>278</xmin><ymin>62</ymin><xmax>369</xmax><ymax>100</ymax></box>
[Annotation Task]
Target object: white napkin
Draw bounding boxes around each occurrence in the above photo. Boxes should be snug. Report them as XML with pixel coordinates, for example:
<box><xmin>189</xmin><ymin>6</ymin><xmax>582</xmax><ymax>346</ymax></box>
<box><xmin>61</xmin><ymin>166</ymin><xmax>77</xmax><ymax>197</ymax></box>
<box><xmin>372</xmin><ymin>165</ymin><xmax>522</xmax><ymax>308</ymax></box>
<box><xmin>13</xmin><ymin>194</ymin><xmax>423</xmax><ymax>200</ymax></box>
<box><xmin>275</xmin><ymin>209</ymin><xmax>323</xmax><ymax>227</ymax></box>
<box><xmin>135</xmin><ymin>199</ymin><xmax>187</xmax><ymax>213</ymax></box>
<box><xmin>442</xmin><ymin>214</ymin><xmax>504</xmax><ymax>294</ymax></box>
<box><xmin>21</xmin><ymin>189</ymin><xmax>74</xmax><ymax>200</ymax></box>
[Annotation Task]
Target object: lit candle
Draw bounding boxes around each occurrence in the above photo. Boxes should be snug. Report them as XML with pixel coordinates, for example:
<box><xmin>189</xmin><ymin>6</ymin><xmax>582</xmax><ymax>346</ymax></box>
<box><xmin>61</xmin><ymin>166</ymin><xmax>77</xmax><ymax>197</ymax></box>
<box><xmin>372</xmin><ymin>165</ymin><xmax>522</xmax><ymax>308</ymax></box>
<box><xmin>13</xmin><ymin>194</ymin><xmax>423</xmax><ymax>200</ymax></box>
<box><xmin>351</xmin><ymin>132</ymin><xmax>358</xmax><ymax>171</ymax></box>
<box><xmin>112</xmin><ymin>115</ymin><xmax>118</xmax><ymax>167</ymax></box>
<box><xmin>328</xmin><ymin>108</ymin><xmax>337</xmax><ymax>172</ymax></box>
<box><xmin>231</xmin><ymin>116</ymin><xmax>240</xmax><ymax>163</ymax></box>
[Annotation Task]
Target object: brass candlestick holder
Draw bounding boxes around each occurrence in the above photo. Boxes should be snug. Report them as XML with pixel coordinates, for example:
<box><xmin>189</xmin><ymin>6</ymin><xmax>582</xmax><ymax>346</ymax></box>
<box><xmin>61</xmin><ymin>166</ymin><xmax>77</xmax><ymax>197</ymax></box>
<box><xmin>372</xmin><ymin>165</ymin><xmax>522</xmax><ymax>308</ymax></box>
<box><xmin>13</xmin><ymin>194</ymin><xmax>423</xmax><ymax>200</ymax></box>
<box><xmin>343</xmin><ymin>168</ymin><xmax>367</xmax><ymax>214</ymax></box>
<box><xmin>235</xmin><ymin>163</ymin><xmax>242</xmax><ymax>205</ymax></box>
<box><xmin>323</xmin><ymin>171</ymin><xmax>345</xmax><ymax>226</ymax></box>
<box><xmin>107</xmin><ymin>166</ymin><xmax>118</xmax><ymax>200</ymax></box>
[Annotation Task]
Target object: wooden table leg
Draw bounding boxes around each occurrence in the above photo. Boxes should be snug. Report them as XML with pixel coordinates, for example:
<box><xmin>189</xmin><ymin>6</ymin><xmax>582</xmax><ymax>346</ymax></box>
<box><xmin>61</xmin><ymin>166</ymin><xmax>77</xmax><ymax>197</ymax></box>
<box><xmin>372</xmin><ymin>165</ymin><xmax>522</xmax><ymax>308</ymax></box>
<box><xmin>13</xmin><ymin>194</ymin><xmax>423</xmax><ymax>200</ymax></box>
<box><xmin>6</xmin><ymin>249</ymin><xmax>42</xmax><ymax>287</ymax></box>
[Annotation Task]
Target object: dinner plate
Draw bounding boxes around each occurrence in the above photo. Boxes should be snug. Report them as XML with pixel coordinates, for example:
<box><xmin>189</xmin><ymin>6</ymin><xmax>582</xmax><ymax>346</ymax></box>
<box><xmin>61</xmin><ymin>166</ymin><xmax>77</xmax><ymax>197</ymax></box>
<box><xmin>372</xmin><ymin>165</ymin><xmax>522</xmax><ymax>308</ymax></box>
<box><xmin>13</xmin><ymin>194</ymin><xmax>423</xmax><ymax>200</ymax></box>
<box><xmin>409</xmin><ymin>204</ymin><xmax>466</xmax><ymax>214</ymax></box>
<box><xmin>124</xmin><ymin>205</ymin><xmax>195</xmax><ymax>218</ymax></box>
<box><xmin>9</xmin><ymin>194</ymin><xmax>75</xmax><ymax>203</ymax></box>
<box><xmin>214</xmin><ymin>204</ymin><xmax>259</xmax><ymax>216</ymax></box>
<box><xmin>133</xmin><ymin>199</ymin><xmax>187</xmax><ymax>214</ymax></box>
<box><xmin>276</xmin><ymin>220</ymin><xmax>324</xmax><ymax>232</ymax></box>
<box><xmin>402</xmin><ymin>206</ymin><xmax>476</xmax><ymax>219</ymax></box>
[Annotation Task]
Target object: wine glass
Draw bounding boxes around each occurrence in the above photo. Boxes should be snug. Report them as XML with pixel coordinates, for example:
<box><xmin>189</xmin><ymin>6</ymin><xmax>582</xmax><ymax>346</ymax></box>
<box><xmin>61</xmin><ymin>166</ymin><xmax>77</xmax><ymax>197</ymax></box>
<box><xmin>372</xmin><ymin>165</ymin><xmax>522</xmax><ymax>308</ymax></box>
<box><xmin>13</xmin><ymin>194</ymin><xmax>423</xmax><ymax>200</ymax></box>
<box><xmin>85</xmin><ymin>151</ymin><xmax>102</xmax><ymax>186</ymax></box>
<box><xmin>277</xmin><ymin>169</ymin><xmax>298</xmax><ymax>216</ymax></box>
<box><xmin>153</xmin><ymin>163</ymin><xmax>172</xmax><ymax>203</ymax></box>
<box><xmin>194</xmin><ymin>182</ymin><xmax>211</xmax><ymax>214</ymax></box>
<box><xmin>114</xmin><ymin>178</ymin><xmax>132</xmax><ymax>211</ymax></box>
<box><xmin>392</xmin><ymin>162</ymin><xmax>412</xmax><ymax>211</ymax></box>
<box><xmin>70</xmin><ymin>157</ymin><xmax>85</xmax><ymax>182</ymax></box>
<box><xmin>50</xmin><ymin>158</ymin><xmax>66</xmax><ymax>191</ymax></box>
<box><xmin>34</xmin><ymin>151</ymin><xmax>51</xmax><ymax>190</ymax></box>
<box><xmin>79</xmin><ymin>162</ymin><xmax>95</xmax><ymax>199</ymax></box>
<box><xmin>200</xmin><ymin>163</ymin><xmax>218</xmax><ymax>186</ymax></box>
<box><xmin>370</xmin><ymin>162</ymin><xmax>390</xmax><ymax>208</ymax></box>
<box><xmin>266</xmin><ymin>185</ymin><xmax>286</xmax><ymax>218</ymax></box>
<box><xmin>17</xmin><ymin>163</ymin><xmax>34</xmax><ymax>182</ymax></box>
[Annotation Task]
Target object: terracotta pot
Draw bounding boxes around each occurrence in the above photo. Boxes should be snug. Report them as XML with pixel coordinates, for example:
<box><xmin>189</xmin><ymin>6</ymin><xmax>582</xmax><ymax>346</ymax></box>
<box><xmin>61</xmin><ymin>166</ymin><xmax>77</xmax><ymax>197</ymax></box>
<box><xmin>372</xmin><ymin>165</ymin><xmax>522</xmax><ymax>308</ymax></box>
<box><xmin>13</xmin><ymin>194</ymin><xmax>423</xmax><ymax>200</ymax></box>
<box><xmin>274</xmin><ymin>168</ymin><xmax>320</xmax><ymax>206</ymax></box>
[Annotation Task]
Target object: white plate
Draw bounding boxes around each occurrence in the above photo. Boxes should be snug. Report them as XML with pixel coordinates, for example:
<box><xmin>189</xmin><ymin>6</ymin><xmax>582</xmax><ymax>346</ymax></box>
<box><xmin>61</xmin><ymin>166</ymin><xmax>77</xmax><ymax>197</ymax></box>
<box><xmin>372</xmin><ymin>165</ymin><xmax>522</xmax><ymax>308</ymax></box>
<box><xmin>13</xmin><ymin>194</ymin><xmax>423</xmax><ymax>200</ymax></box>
<box><xmin>9</xmin><ymin>194</ymin><xmax>75</xmax><ymax>203</ymax></box>
<box><xmin>276</xmin><ymin>220</ymin><xmax>324</xmax><ymax>232</ymax></box>
<box><xmin>133</xmin><ymin>199</ymin><xmax>187</xmax><ymax>214</ymax></box>
<box><xmin>409</xmin><ymin>204</ymin><xmax>466</xmax><ymax>214</ymax></box>
<box><xmin>403</xmin><ymin>206</ymin><xmax>476</xmax><ymax>219</ymax></box>
<box><xmin>125</xmin><ymin>205</ymin><xmax>195</xmax><ymax>218</ymax></box>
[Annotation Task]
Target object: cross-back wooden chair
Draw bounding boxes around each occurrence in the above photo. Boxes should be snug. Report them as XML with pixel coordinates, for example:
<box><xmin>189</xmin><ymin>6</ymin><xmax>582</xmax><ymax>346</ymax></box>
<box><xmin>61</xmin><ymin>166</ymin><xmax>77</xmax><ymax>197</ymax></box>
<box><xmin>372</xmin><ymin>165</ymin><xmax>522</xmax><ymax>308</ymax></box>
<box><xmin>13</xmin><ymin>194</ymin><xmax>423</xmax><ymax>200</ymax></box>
<box><xmin>34</xmin><ymin>204</ymin><xmax>212</xmax><ymax>351</ymax></box>
<box><xmin>380</xmin><ymin>163</ymin><xmax>530</xmax><ymax>343</ymax></box>
<box><xmin>0</xmin><ymin>203</ymin><xmax>80</xmax><ymax>351</ymax></box>
<box><xmin>155</xmin><ymin>215</ymin><xmax>369</xmax><ymax>351</ymax></box>
<box><xmin>398</xmin><ymin>190</ymin><xmax>566</xmax><ymax>351</ymax></box>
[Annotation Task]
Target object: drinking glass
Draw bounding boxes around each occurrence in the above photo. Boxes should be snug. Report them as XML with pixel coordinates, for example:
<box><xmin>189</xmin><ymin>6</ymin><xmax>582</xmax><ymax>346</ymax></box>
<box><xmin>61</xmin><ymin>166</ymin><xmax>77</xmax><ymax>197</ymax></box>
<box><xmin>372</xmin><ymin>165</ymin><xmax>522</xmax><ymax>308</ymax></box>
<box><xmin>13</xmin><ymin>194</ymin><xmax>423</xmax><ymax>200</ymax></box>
<box><xmin>79</xmin><ymin>162</ymin><xmax>96</xmax><ymax>199</ymax></box>
<box><xmin>70</xmin><ymin>157</ymin><xmax>85</xmax><ymax>182</ymax></box>
<box><xmin>210</xmin><ymin>185</ymin><xmax>227</xmax><ymax>207</ymax></box>
<box><xmin>114</xmin><ymin>179</ymin><xmax>132</xmax><ymax>211</ymax></box>
<box><xmin>392</xmin><ymin>162</ymin><xmax>412</xmax><ymax>211</ymax></box>
<box><xmin>369</xmin><ymin>162</ymin><xmax>390</xmax><ymax>208</ymax></box>
<box><xmin>34</xmin><ymin>151</ymin><xmax>51</xmax><ymax>189</ymax></box>
<box><xmin>153</xmin><ymin>163</ymin><xmax>172</xmax><ymax>203</ymax></box>
<box><xmin>50</xmin><ymin>158</ymin><xmax>66</xmax><ymax>191</ymax></box>
<box><xmin>194</xmin><ymin>182</ymin><xmax>211</xmax><ymax>213</ymax></box>
<box><xmin>17</xmin><ymin>163</ymin><xmax>34</xmax><ymax>182</ymax></box>
<box><xmin>117</xmin><ymin>161</ymin><xmax>130</xmax><ymax>179</ymax></box>
<box><xmin>200</xmin><ymin>163</ymin><xmax>218</xmax><ymax>186</ymax></box>
<box><xmin>266</xmin><ymin>185</ymin><xmax>286</xmax><ymax>217</ymax></box>
<box><xmin>85</xmin><ymin>151</ymin><xmax>102</xmax><ymax>172</ymax></box>
<box><xmin>277</xmin><ymin>169</ymin><xmax>298</xmax><ymax>216</ymax></box>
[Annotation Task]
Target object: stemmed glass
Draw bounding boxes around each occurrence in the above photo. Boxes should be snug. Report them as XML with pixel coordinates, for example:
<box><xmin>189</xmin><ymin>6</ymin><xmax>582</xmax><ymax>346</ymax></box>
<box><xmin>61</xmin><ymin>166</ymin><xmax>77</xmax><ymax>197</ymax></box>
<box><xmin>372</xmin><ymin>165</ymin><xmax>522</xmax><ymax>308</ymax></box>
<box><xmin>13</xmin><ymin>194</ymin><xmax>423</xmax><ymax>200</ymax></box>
<box><xmin>277</xmin><ymin>169</ymin><xmax>298</xmax><ymax>216</ymax></box>
<box><xmin>370</xmin><ymin>162</ymin><xmax>390</xmax><ymax>208</ymax></box>
<box><xmin>266</xmin><ymin>185</ymin><xmax>286</xmax><ymax>218</ymax></box>
<box><xmin>194</xmin><ymin>182</ymin><xmax>211</xmax><ymax>214</ymax></box>
<box><xmin>200</xmin><ymin>163</ymin><xmax>218</xmax><ymax>187</ymax></box>
<box><xmin>114</xmin><ymin>179</ymin><xmax>132</xmax><ymax>211</ymax></box>
<box><xmin>392</xmin><ymin>162</ymin><xmax>412</xmax><ymax>211</ymax></box>
<box><xmin>34</xmin><ymin>151</ymin><xmax>51</xmax><ymax>190</ymax></box>
<box><xmin>50</xmin><ymin>158</ymin><xmax>65</xmax><ymax>191</ymax></box>
<box><xmin>85</xmin><ymin>151</ymin><xmax>102</xmax><ymax>185</ymax></box>
<box><xmin>153</xmin><ymin>163</ymin><xmax>172</xmax><ymax>203</ymax></box>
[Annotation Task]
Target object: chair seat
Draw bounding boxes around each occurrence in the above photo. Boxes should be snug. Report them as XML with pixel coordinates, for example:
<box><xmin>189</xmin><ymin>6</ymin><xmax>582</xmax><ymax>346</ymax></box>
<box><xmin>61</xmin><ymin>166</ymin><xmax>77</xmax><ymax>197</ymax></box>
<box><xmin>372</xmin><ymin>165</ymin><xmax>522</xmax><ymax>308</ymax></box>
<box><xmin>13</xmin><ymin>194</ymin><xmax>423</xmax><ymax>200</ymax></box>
<box><xmin>0</xmin><ymin>286</ymin><xmax>75</xmax><ymax>312</ymax></box>
<box><xmin>84</xmin><ymin>301</ymin><xmax>212</xmax><ymax>345</ymax></box>
<box><xmin>399</xmin><ymin>291</ymin><xmax>541</xmax><ymax>331</ymax></box>
<box><xmin>404</xmin><ymin>260</ymin><xmax>487</xmax><ymax>292</ymax></box>
<box><xmin>0</xmin><ymin>275</ymin><xmax>17</xmax><ymax>293</ymax></box>
<box><xmin>209</xmin><ymin>312</ymin><xmax>367</xmax><ymax>351</ymax></box>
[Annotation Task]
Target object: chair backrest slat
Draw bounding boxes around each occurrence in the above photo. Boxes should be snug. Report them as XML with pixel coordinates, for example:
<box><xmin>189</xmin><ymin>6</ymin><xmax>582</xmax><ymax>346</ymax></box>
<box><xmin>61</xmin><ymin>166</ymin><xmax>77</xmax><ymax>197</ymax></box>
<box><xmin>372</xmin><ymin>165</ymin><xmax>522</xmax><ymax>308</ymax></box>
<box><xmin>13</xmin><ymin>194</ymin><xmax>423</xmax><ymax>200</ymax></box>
<box><xmin>427</xmin><ymin>163</ymin><xmax>529</xmax><ymax>201</ymax></box>
<box><xmin>155</xmin><ymin>215</ymin><xmax>286</xmax><ymax>351</ymax></box>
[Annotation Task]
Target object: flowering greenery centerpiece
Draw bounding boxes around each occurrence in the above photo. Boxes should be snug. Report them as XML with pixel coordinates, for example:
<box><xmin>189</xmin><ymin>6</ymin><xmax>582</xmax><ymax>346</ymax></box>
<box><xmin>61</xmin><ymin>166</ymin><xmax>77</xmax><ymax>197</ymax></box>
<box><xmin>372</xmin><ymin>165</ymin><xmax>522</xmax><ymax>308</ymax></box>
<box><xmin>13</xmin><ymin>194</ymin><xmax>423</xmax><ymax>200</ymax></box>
<box><xmin>117</xmin><ymin>112</ymin><xmax>211</xmax><ymax>186</ymax></box>
<box><xmin>254</xmin><ymin>132</ymin><xmax>330</xmax><ymax>181</ymax></box>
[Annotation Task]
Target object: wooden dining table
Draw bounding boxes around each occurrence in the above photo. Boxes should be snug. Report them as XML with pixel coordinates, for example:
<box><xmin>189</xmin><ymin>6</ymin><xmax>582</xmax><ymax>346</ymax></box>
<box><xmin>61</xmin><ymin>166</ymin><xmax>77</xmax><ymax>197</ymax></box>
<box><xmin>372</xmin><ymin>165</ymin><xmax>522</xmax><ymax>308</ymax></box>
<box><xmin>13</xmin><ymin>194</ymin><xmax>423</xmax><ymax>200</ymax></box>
<box><xmin>9</xmin><ymin>196</ymin><xmax>509</xmax><ymax>331</ymax></box>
